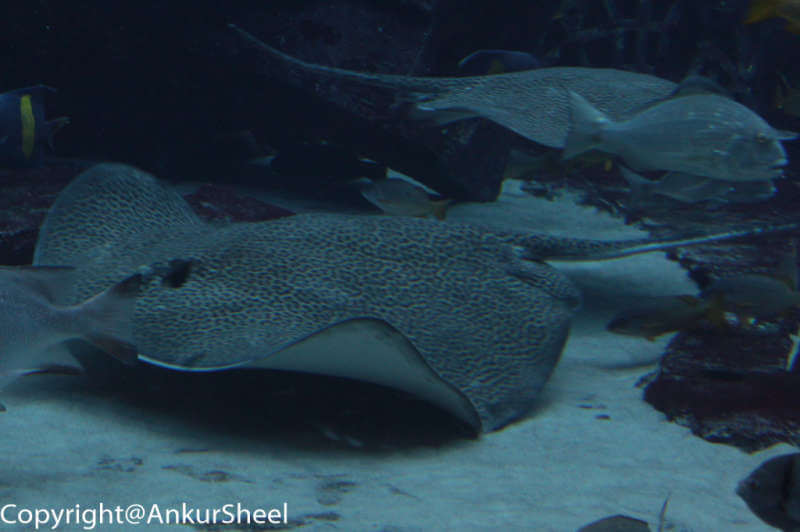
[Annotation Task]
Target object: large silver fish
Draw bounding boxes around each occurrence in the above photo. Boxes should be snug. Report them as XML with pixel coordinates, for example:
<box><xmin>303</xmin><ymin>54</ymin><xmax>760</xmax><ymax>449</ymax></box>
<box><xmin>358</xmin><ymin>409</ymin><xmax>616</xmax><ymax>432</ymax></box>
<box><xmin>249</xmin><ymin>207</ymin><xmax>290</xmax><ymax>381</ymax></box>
<box><xmin>564</xmin><ymin>91</ymin><xmax>797</xmax><ymax>182</ymax></box>
<box><xmin>0</xmin><ymin>265</ymin><xmax>141</xmax><ymax>391</ymax></box>
<box><xmin>619</xmin><ymin>166</ymin><xmax>777</xmax><ymax>205</ymax></box>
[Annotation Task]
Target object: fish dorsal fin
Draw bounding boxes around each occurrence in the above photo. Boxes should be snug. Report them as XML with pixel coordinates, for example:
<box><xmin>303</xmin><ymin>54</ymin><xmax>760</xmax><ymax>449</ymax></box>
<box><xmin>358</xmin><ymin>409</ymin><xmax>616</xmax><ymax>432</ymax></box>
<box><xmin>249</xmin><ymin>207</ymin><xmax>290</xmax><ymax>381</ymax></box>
<box><xmin>775</xmin><ymin>129</ymin><xmax>799</xmax><ymax>141</ymax></box>
<box><xmin>3</xmin><ymin>85</ymin><xmax>56</xmax><ymax>100</ymax></box>
<box><xmin>671</xmin><ymin>75</ymin><xmax>730</xmax><ymax>98</ymax></box>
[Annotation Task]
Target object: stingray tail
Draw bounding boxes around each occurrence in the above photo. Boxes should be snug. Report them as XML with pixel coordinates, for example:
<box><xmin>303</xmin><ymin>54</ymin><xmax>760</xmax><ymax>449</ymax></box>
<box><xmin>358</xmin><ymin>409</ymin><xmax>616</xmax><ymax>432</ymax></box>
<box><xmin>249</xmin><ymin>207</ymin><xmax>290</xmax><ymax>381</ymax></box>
<box><xmin>228</xmin><ymin>24</ymin><xmax>466</xmax><ymax>98</ymax></box>
<box><xmin>512</xmin><ymin>222</ymin><xmax>800</xmax><ymax>261</ymax></box>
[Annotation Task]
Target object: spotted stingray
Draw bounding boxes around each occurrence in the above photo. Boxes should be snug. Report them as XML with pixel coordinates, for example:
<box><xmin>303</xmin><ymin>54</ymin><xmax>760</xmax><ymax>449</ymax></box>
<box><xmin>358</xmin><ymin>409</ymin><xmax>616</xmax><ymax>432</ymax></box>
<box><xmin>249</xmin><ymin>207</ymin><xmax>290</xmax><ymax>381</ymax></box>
<box><xmin>32</xmin><ymin>164</ymin><xmax>796</xmax><ymax>432</ymax></box>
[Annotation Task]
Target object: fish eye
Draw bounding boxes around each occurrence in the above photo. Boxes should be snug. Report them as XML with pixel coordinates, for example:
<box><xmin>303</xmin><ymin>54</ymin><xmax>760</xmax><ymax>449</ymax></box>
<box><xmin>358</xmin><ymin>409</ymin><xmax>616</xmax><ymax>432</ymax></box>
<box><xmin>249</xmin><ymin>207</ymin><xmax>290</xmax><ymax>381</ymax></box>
<box><xmin>755</xmin><ymin>132</ymin><xmax>768</xmax><ymax>144</ymax></box>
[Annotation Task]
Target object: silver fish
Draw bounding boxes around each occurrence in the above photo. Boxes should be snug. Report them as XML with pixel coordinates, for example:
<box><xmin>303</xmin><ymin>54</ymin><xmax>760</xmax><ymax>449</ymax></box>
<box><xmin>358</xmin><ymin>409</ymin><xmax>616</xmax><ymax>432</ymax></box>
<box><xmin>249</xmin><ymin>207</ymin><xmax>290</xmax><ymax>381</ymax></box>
<box><xmin>737</xmin><ymin>453</ymin><xmax>800</xmax><ymax>531</ymax></box>
<box><xmin>606</xmin><ymin>294</ymin><xmax>711</xmax><ymax>341</ymax></box>
<box><xmin>620</xmin><ymin>166</ymin><xmax>777</xmax><ymax>206</ymax></box>
<box><xmin>0</xmin><ymin>265</ymin><xmax>141</xmax><ymax>390</ymax></box>
<box><xmin>564</xmin><ymin>91</ymin><xmax>797</xmax><ymax>182</ymax></box>
<box><xmin>702</xmin><ymin>274</ymin><xmax>800</xmax><ymax>320</ymax></box>
<box><xmin>360</xmin><ymin>178</ymin><xmax>451</xmax><ymax>219</ymax></box>
<box><xmin>620</xmin><ymin>166</ymin><xmax>734</xmax><ymax>204</ymax></box>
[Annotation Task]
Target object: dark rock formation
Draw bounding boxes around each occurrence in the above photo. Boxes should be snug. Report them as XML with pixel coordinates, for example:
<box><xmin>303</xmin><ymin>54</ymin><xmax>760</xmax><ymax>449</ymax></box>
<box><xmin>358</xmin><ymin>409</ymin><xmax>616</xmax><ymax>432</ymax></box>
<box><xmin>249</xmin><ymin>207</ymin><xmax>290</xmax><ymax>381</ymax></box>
<box><xmin>0</xmin><ymin>165</ymin><xmax>86</xmax><ymax>265</ymax></box>
<box><xmin>644</xmin><ymin>321</ymin><xmax>800</xmax><ymax>452</ymax></box>
<box><xmin>634</xmin><ymin>197</ymin><xmax>800</xmax><ymax>452</ymax></box>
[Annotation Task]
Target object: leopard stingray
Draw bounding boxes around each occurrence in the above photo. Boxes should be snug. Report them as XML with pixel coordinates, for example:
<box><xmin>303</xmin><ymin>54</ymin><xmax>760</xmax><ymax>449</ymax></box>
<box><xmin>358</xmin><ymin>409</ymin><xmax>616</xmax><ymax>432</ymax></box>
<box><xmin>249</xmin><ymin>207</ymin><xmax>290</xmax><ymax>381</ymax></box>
<box><xmin>32</xmin><ymin>164</ymin><xmax>799</xmax><ymax>432</ymax></box>
<box><xmin>229</xmin><ymin>24</ymin><xmax>677</xmax><ymax>149</ymax></box>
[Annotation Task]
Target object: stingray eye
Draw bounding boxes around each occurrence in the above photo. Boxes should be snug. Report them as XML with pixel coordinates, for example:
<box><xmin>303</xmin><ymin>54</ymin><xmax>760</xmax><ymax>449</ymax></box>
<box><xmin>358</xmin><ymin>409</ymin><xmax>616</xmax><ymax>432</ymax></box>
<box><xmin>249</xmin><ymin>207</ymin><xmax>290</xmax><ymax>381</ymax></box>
<box><xmin>755</xmin><ymin>132</ymin><xmax>769</xmax><ymax>144</ymax></box>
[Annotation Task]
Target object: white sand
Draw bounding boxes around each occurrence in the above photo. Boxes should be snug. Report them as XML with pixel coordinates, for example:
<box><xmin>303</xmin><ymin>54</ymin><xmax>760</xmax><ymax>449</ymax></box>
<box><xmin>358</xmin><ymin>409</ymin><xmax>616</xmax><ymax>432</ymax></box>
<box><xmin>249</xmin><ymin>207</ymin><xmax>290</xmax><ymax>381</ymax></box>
<box><xmin>0</xmin><ymin>180</ymin><xmax>787</xmax><ymax>531</ymax></box>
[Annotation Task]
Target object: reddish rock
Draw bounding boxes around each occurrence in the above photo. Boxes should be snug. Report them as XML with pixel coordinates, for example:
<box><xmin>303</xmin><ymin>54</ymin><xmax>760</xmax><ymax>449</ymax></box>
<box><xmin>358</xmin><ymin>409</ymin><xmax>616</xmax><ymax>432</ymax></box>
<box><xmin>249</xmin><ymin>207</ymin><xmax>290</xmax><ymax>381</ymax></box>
<box><xmin>644</xmin><ymin>321</ymin><xmax>800</xmax><ymax>452</ymax></box>
<box><xmin>0</xmin><ymin>164</ymin><xmax>86</xmax><ymax>264</ymax></box>
<box><xmin>0</xmin><ymin>167</ymin><xmax>294</xmax><ymax>265</ymax></box>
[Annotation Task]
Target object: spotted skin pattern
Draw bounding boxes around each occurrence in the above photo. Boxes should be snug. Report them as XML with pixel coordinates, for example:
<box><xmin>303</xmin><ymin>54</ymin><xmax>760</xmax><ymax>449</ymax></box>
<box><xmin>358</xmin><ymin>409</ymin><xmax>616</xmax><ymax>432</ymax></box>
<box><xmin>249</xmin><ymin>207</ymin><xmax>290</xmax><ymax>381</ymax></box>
<box><xmin>34</xmin><ymin>164</ymin><xmax>792</xmax><ymax>431</ymax></box>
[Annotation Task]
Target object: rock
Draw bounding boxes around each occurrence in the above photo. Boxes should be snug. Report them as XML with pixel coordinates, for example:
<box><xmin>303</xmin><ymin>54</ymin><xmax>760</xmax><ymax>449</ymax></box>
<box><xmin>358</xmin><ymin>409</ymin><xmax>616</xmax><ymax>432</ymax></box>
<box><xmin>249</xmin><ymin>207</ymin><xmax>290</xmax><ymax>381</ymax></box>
<box><xmin>0</xmin><ymin>165</ymin><xmax>85</xmax><ymax>264</ymax></box>
<box><xmin>644</xmin><ymin>320</ymin><xmax>800</xmax><ymax>452</ymax></box>
<box><xmin>0</xmin><ymin>166</ymin><xmax>294</xmax><ymax>265</ymax></box>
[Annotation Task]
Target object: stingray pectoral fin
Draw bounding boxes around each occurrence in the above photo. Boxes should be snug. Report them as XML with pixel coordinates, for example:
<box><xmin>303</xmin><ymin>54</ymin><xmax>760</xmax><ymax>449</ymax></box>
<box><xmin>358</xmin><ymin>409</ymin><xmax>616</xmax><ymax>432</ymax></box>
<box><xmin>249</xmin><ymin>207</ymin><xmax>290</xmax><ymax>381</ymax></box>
<box><xmin>240</xmin><ymin>318</ymin><xmax>482</xmax><ymax>431</ymax></box>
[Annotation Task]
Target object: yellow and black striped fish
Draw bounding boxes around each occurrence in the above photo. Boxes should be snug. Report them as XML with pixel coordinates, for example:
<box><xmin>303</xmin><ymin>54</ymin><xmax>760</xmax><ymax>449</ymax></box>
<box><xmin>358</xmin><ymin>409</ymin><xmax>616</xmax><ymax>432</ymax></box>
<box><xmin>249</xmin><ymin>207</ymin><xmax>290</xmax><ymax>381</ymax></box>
<box><xmin>0</xmin><ymin>85</ymin><xmax>69</xmax><ymax>167</ymax></box>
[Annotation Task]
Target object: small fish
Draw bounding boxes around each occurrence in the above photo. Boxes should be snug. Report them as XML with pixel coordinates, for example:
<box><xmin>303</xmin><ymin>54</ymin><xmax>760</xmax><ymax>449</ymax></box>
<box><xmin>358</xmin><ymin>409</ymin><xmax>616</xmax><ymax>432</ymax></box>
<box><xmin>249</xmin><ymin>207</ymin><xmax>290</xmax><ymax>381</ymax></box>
<box><xmin>701</xmin><ymin>274</ymin><xmax>800</xmax><ymax>321</ymax></box>
<box><xmin>564</xmin><ymin>90</ymin><xmax>796</xmax><ymax>182</ymax></box>
<box><xmin>737</xmin><ymin>452</ymin><xmax>800</xmax><ymax>531</ymax></box>
<box><xmin>746</xmin><ymin>0</ymin><xmax>800</xmax><ymax>34</ymax></box>
<box><xmin>609</xmin><ymin>247</ymin><xmax>800</xmax><ymax>339</ymax></box>
<box><xmin>704</xmin><ymin>241</ymin><xmax>800</xmax><ymax>322</ymax></box>
<box><xmin>0</xmin><ymin>265</ymin><xmax>142</xmax><ymax>392</ymax></box>
<box><xmin>0</xmin><ymin>86</ymin><xmax>69</xmax><ymax>168</ymax></box>
<box><xmin>457</xmin><ymin>49</ymin><xmax>541</xmax><ymax>75</ymax></box>
<box><xmin>360</xmin><ymin>178</ymin><xmax>451</xmax><ymax>219</ymax></box>
<box><xmin>606</xmin><ymin>295</ymin><xmax>711</xmax><ymax>341</ymax></box>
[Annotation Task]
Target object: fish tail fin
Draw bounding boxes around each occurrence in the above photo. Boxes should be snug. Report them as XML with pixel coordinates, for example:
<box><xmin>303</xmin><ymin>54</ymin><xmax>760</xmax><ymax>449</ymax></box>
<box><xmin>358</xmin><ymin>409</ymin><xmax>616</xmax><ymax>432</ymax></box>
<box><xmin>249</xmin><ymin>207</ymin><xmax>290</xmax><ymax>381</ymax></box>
<box><xmin>78</xmin><ymin>272</ymin><xmax>145</xmax><ymax>365</ymax></box>
<box><xmin>563</xmin><ymin>91</ymin><xmax>609</xmax><ymax>160</ymax></box>
<box><xmin>431</xmin><ymin>199</ymin><xmax>452</xmax><ymax>220</ymax></box>
<box><xmin>45</xmin><ymin>117</ymin><xmax>70</xmax><ymax>150</ymax></box>
<box><xmin>744</xmin><ymin>0</ymin><xmax>781</xmax><ymax>23</ymax></box>
<box><xmin>619</xmin><ymin>166</ymin><xmax>653</xmax><ymax>205</ymax></box>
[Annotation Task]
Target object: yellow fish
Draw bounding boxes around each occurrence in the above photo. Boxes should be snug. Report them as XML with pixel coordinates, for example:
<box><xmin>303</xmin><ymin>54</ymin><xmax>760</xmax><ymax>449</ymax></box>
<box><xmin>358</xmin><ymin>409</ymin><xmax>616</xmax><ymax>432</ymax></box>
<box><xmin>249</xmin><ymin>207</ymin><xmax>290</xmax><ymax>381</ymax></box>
<box><xmin>746</xmin><ymin>0</ymin><xmax>800</xmax><ymax>33</ymax></box>
<box><xmin>0</xmin><ymin>85</ymin><xmax>69</xmax><ymax>167</ymax></box>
